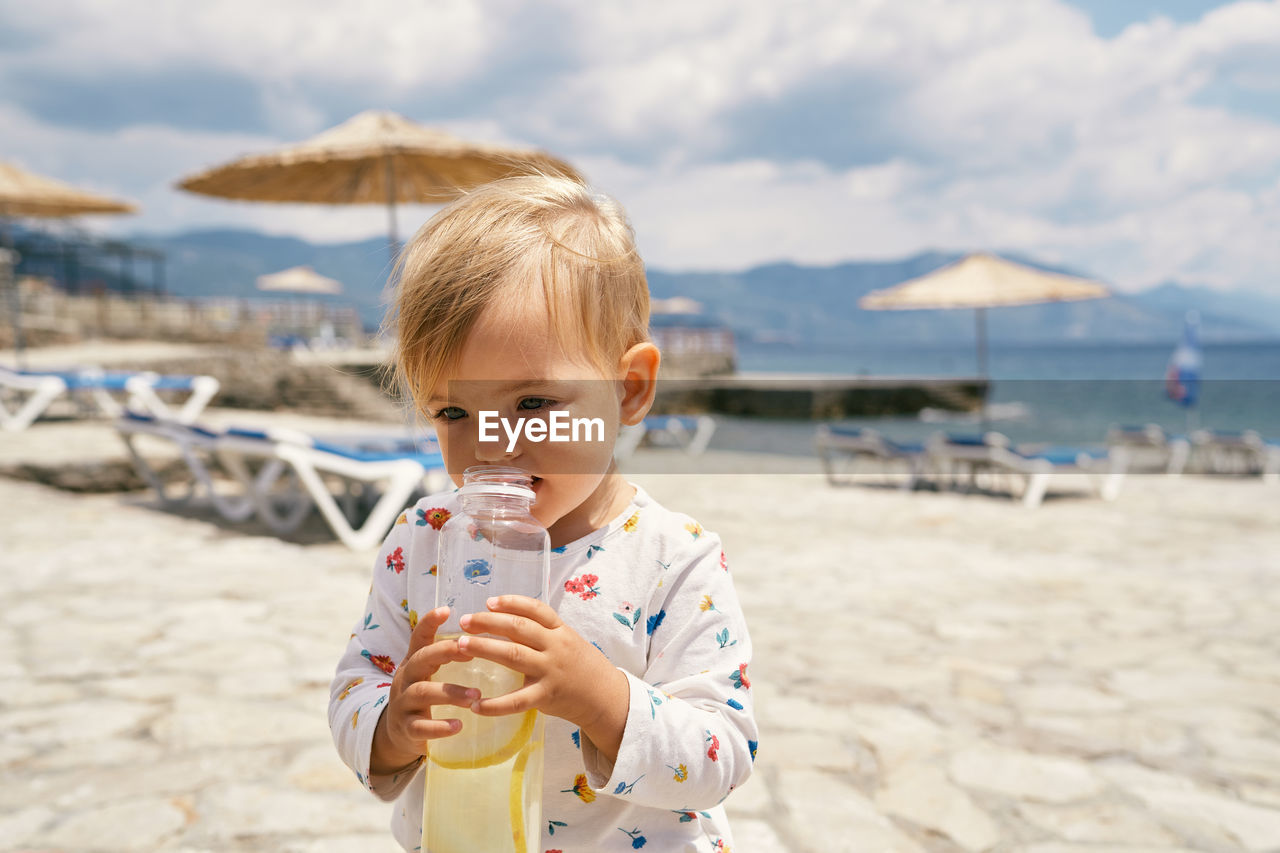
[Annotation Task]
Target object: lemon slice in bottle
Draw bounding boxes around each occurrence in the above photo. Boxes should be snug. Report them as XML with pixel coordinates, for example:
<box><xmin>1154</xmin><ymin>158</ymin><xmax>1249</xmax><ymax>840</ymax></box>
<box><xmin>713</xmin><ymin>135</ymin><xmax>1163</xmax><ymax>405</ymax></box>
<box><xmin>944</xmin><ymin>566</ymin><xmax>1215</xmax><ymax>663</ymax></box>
<box><xmin>428</xmin><ymin>656</ymin><xmax>536</xmax><ymax>770</ymax></box>
<box><xmin>428</xmin><ymin>707</ymin><xmax>535</xmax><ymax>769</ymax></box>
<box><xmin>508</xmin><ymin>738</ymin><xmax>543</xmax><ymax>851</ymax></box>
<box><xmin>510</xmin><ymin>744</ymin><xmax>530</xmax><ymax>851</ymax></box>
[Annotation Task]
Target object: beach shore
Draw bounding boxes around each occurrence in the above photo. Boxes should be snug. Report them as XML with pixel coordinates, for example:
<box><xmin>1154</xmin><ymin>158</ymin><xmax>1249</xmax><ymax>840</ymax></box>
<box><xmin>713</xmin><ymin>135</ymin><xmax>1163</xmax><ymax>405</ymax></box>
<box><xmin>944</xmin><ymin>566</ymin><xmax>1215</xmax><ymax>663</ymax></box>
<box><xmin>2</xmin><ymin>409</ymin><xmax>1279</xmax><ymax>851</ymax></box>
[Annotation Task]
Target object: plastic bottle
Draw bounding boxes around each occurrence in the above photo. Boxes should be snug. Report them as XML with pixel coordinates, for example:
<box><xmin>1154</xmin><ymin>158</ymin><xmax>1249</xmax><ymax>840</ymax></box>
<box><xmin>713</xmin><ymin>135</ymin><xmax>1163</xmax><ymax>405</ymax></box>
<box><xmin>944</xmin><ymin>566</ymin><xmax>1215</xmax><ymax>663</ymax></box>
<box><xmin>422</xmin><ymin>465</ymin><xmax>549</xmax><ymax>853</ymax></box>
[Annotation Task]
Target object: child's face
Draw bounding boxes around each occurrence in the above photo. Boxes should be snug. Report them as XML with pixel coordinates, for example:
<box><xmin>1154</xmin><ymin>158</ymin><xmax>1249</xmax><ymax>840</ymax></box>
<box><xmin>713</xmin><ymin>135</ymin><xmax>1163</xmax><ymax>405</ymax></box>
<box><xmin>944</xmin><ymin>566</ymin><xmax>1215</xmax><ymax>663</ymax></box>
<box><xmin>425</xmin><ymin>293</ymin><xmax>639</xmax><ymax>543</ymax></box>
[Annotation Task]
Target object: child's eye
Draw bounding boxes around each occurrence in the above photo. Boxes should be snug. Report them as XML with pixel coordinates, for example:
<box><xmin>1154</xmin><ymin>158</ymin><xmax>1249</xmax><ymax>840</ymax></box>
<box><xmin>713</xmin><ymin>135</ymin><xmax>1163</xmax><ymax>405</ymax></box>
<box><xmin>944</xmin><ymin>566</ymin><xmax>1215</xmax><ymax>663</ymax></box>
<box><xmin>433</xmin><ymin>406</ymin><xmax>467</xmax><ymax>421</ymax></box>
<box><xmin>517</xmin><ymin>397</ymin><xmax>555</xmax><ymax>411</ymax></box>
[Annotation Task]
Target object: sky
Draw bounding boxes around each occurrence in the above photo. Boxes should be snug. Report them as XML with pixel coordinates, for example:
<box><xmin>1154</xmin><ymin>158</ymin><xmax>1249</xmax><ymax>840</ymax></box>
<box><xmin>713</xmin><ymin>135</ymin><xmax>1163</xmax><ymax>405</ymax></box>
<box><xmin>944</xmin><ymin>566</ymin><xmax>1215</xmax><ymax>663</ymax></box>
<box><xmin>2</xmin><ymin>0</ymin><xmax>1279</xmax><ymax>295</ymax></box>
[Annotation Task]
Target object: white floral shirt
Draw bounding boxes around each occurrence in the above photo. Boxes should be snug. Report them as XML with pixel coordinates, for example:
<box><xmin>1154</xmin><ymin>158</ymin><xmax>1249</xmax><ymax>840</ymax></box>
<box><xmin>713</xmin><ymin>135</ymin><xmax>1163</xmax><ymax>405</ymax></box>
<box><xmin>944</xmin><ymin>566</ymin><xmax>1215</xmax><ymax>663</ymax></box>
<box><xmin>329</xmin><ymin>484</ymin><xmax>757</xmax><ymax>852</ymax></box>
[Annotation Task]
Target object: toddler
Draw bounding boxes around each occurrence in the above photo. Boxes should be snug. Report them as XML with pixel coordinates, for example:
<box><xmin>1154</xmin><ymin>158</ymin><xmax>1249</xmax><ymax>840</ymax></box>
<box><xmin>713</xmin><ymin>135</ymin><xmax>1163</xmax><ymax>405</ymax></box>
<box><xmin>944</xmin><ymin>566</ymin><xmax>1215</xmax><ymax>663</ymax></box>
<box><xmin>329</xmin><ymin>175</ymin><xmax>756</xmax><ymax>851</ymax></box>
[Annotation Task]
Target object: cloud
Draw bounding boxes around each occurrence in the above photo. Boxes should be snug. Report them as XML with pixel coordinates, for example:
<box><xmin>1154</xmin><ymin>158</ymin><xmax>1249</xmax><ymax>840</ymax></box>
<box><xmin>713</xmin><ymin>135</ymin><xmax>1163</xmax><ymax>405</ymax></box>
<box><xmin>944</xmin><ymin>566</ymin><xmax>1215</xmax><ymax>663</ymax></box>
<box><xmin>0</xmin><ymin>0</ymin><xmax>502</xmax><ymax>135</ymax></box>
<box><xmin>2</xmin><ymin>0</ymin><xmax>1280</xmax><ymax>296</ymax></box>
<box><xmin>1</xmin><ymin>0</ymin><xmax>495</xmax><ymax>84</ymax></box>
<box><xmin>570</xmin><ymin>0</ymin><xmax>1280</xmax><ymax>294</ymax></box>
<box><xmin>11</xmin><ymin>66</ymin><xmax>266</xmax><ymax>134</ymax></box>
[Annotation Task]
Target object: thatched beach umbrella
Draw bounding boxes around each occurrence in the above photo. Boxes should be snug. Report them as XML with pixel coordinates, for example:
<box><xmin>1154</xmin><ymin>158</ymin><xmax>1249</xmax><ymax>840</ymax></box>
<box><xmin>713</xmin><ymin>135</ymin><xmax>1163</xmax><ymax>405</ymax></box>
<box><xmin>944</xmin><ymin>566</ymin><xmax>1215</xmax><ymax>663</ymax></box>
<box><xmin>860</xmin><ymin>252</ymin><xmax>1110</xmax><ymax>425</ymax></box>
<box><xmin>861</xmin><ymin>252</ymin><xmax>1110</xmax><ymax>378</ymax></box>
<box><xmin>255</xmin><ymin>265</ymin><xmax>346</xmax><ymax>348</ymax></box>
<box><xmin>0</xmin><ymin>161</ymin><xmax>138</xmax><ymax>364</ymax></box>
<box><xmin>0</xmin><ymin>161</ymin><xmax>138</xmax><ymax>219</ymax></box>
<box><xmin>176</xmin><ymin>110</ymin><xmax>583</xmax><ymax>249</ymax></box>
<box><xmin>256</xmin><ymin>265</ymin><xmax>343</xmax><ymax>296</ymax></box>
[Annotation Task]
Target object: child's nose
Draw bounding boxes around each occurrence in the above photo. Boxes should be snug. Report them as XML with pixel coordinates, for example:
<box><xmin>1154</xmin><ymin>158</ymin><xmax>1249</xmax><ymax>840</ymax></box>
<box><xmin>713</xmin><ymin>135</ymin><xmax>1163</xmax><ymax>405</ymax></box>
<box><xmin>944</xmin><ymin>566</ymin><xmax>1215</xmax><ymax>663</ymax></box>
<box><xmin>474</xmin><ymin>436</ymin><xmax>518</xmax><ymax>464</ymax></box>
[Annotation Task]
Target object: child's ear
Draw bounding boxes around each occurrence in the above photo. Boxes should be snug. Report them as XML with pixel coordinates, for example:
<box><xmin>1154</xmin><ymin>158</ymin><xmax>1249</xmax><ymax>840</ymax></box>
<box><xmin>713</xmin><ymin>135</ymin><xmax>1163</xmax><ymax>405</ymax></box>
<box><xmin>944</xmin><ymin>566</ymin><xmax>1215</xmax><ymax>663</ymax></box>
<box><xmin>617</xmin><ymin>342</ymin><xmax>661</xmax><ymax>426</ymax></box>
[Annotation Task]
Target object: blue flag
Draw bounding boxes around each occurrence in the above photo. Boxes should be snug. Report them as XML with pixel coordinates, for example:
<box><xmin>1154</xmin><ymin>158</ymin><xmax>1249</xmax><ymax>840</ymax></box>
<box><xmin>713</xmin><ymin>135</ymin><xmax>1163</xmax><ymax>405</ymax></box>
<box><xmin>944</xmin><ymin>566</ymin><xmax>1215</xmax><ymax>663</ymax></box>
<box><xmin>1165</xmin><ymin>311</ymin><xmax>1201</xmax><ymax>408</ymax></box>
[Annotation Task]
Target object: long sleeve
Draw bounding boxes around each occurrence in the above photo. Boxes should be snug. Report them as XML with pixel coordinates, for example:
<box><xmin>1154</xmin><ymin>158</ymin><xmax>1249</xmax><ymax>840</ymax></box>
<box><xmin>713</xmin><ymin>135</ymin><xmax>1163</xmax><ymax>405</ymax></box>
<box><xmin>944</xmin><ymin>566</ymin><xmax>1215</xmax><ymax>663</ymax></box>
<box><xmin>334</xmin><ymin>488</ymin><xmax>751</xmax><ymax>850</ymax></box>
<box><xmin>328</xmin><ymin>517</ymin><xmax>421</xmax><ymax>801</ymax></box>
<box><xmin>579</xmin><ymin>525</ymin><xmax>757</xmax><ymax>813</ymax></box>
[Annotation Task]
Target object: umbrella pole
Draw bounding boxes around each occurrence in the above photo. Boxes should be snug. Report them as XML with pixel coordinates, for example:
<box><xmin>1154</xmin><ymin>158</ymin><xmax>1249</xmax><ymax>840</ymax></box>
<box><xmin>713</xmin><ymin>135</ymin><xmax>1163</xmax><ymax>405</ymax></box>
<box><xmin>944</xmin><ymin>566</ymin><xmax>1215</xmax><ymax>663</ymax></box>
<box><xmin>384</xmin><ymin>155</ymin><xmax>399</xmax><ymax>258</ymax></box>
<box><xmin>975</xmin><ymin>306</ymin><xmax>989</xmax><ymax>432</ymax></box>
<box><xmin>975</xmin><ymin>306</ymin><xmax>989</xmax><ymax>379</ymax></box>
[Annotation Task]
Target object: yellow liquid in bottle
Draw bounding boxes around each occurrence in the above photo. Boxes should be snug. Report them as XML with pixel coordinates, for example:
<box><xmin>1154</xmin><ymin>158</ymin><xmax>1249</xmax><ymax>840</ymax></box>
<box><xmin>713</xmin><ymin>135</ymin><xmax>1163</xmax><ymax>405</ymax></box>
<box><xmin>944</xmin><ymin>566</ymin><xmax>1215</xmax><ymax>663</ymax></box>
<box><xmin>422</xmin><ymin>639</ymin><xmax>544</xmax><ymax>853</ymax></box>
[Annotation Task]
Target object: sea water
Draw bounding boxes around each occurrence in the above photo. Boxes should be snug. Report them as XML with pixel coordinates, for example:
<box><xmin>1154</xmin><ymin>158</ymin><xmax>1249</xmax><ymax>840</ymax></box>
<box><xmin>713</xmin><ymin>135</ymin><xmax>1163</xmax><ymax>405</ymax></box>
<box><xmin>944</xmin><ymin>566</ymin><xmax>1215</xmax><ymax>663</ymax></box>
<box><xmin>422</xmin><ymin>648</ymin><xmax>545</xmax><ymax>853</ymax></box>
<box><xmin>712</xmin><ymin>340</ymin><xmax>1280</xmax><ymax>457</ymax></box>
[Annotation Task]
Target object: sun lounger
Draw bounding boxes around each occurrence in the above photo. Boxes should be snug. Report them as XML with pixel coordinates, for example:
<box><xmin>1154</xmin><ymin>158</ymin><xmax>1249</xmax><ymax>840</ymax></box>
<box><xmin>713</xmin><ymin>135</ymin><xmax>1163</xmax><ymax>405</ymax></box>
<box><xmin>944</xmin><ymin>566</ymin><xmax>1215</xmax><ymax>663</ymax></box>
<box><xmin>214</xmin><ymin>425</ymin><xmax>449</xmax><ymax>550</ymax></box>
<box><xmin>615</xmin><ymin>414</ymin><xmax>717</xmax><ymax>458</ymax></box>
<box><xmin>814</xmin><ymin>425</ymin><xmax>930</xmax><ymax>488</ymax></box>
<box><xmin>116</xmin><ymin>412</ymin><xmax>297</xmax><ymax>524</ymax></box>
<box><xmin>272</xmin><ymin>438</ymin><xmax>448</xmax><ymax>550</ymax></box>
<box><xmin>215</xmin><ymin>426</ymin><xmax>450</xmax><ymax>548</ymax></box>
<box><xmin>1264</xmin><ymin>437</ymin><xmax>1280</xmax><ymax>486</ymax></box>
<box><xmin>0</xmin><ymin>369</ymin><xmax>65</xmax><ymax>432</ymax></box>
<box><xmin>1105</xmin><ymin>424</ymin><xmax>1190</xmax><ymax>474</ymax></box>
<box><xmin>118</xmin><ymin>413</ymin><xmax>449</xmax><ymax>550</ymax></box>
<box><xmin>1</xmin><ymin>365</ymin><xmax>219</xmax><ymax>431</ymax></box>
<box><xmin>928</xmin><ymin>432</ymin><xmax>1127</xmax><ymax>508</ymax></box>
<box><xmin>1186</xmin><ymin>429</ymin><xmax>1280</xmax><ymax>482</ymax></box>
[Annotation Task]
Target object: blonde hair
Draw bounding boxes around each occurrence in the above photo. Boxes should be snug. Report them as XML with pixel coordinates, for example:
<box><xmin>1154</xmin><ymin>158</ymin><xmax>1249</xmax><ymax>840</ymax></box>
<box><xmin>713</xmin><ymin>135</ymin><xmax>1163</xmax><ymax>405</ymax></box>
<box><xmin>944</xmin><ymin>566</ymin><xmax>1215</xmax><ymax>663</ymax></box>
<box><xmin>390</xmin><ymin>175</ymin><xmax>650</xmax><ymax>414</ymax></box>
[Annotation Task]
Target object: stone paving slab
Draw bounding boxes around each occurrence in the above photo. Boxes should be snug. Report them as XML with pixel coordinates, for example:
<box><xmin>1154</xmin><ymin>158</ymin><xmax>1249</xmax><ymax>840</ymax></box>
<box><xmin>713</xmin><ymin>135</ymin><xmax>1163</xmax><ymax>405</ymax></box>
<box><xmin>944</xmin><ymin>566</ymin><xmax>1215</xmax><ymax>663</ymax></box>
<box><xmin>2</xmin><ymin>432</ymin><xmax>1280</xmax><ymax>851</ymax></box>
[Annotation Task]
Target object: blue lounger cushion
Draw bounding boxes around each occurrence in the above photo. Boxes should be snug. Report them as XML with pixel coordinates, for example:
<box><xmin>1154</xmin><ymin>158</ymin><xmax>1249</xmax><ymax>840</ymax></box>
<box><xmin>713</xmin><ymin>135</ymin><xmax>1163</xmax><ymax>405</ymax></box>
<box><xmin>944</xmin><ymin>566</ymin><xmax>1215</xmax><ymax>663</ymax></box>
<box><xmin>224</xmin><ymin>426</ymin><xmax>272</xmax><ymax>441</ymax></box>
<box><xmin>150</xmin><ymin>375</ymin><xmax>205</xmax><ymax>391</ymax></box>
<box><xmin>824</xmin><ymin>425</ymin><xmax>926</xmax><ymax>455</ymax></box>
<box><xmin>310</xmin><ymin>439</ymin><xmax>444</xmax><ymax>467</ymax></box>
<box><xmin>16</xmin><ymin>369</ymin><xmax>130</xmax><ymax>391</ymax></box>
<box><xmin>1020</xmin><ymin>446</ymin><xmax>1107</xmax><ymax>467</ymax></box>
<box><xmin>944</xmin><ymin>434</ymin><xmax>987</xmax><ymax>446</ymax></box>
<box><xmin>645</xmin><ymin>415</ymin><xmax>700</xmax><ymax>431</ymax></box>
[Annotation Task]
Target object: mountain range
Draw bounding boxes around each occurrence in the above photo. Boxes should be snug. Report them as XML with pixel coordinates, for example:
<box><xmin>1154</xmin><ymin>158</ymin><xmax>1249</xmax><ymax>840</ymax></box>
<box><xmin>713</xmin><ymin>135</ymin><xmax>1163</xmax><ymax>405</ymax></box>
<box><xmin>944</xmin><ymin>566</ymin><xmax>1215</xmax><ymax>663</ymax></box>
<box><xmin>120</xmin><ymin>229</ymin><xmax>1280</xmax><ymax>345</ymax></box>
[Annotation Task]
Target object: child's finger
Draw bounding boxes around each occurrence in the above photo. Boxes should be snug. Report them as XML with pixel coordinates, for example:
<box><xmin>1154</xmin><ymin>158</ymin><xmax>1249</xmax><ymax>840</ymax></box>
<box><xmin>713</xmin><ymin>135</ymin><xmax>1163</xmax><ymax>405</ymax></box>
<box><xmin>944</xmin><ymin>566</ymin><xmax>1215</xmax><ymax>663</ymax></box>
<box><xmin>406</xmin><ymin>606</ymin><xmax>451</xmax><ymax>659</ymax></box>
<box><xmin>402</xmin><ymin>680</ymin><xmax>480</xmax><ymax>711</ymax></box>
<box><xmin>407</xmin><ymin>716</ymin><xmax>464</xmax><ymax>744</ymax></box>
<box><xmin>459</xmin><ymin>610</ymin><xmax>548</xmax><ymax>651</ymax></box>
<box><xmin>399</xmin><ymin>636</ymin><xmax>469</xmax><ymax>684</ymax></box>
<box><xmin>469</xmin><ymin>683</ymin><xmax>542</xmax><ymax>718</ymax></box>
<box><xmin>484</xmin><ymin>595</ymin><xmax>563</xmax><ymax>629</ymax></box>
<box><xmin>454</xmin><ymin>634</ymin><xmax>541</xmax><ymax>676</ymax></box>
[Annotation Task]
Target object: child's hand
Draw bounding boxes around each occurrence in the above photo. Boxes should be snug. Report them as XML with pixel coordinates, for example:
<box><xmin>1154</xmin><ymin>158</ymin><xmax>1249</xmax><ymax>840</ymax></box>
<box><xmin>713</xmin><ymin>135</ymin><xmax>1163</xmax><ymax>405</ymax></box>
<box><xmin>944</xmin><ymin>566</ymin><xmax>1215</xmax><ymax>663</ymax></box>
<box><xmin>457</xmin><ymin>595</ymin><xmax>630</xmax><ymax>760</ymax></box>
<box><xmin>370</xmin><ymin>606</ymin><xmax>479</xmax><ymax>775</ymax></box>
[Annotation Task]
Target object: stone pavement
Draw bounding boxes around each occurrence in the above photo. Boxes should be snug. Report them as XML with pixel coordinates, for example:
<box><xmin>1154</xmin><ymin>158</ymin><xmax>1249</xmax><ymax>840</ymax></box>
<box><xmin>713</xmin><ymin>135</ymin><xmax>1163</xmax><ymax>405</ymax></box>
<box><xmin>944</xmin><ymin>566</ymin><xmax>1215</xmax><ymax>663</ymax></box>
<box><xmin>690</xmin><ymin>469</ymin><xmax>1280</xmax><ymax>853</ymax></box>
<box><xmin>2</xmin><ymin>456</ymin><xmax>1280</xmax><ymax>851</ymax></box>
<box><xmin>0</xmin><ymin>478</ymin><xmax>401</xmax><ymax>852</ymax></box>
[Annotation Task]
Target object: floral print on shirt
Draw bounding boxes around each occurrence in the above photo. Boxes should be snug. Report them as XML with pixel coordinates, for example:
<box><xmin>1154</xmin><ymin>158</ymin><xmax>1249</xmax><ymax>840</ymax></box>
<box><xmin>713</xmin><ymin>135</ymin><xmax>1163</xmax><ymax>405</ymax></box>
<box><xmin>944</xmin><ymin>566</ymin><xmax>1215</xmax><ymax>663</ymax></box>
<box><xmin>416</xmin><ymin>506</ymin><xmax>451</xmax><ymax>529</ymax></box>
<box><xmin>565</xmin><ymin>573</ymin><xmax>601</xmax><ymax>600</ymax></box>
<box><xmin>561</xmin><ymin>773</ymin><xmax>596</xmax><ymax>803</ymax></box>
<box><xmin>614</xmin><ymin>602</ymin><xmax>643</xmax><ymax>630</ymax></box>
<box><xmin>329</xmin><ymin>491</ymin><xmax>756</xmax><ymax>853</ymax></box>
